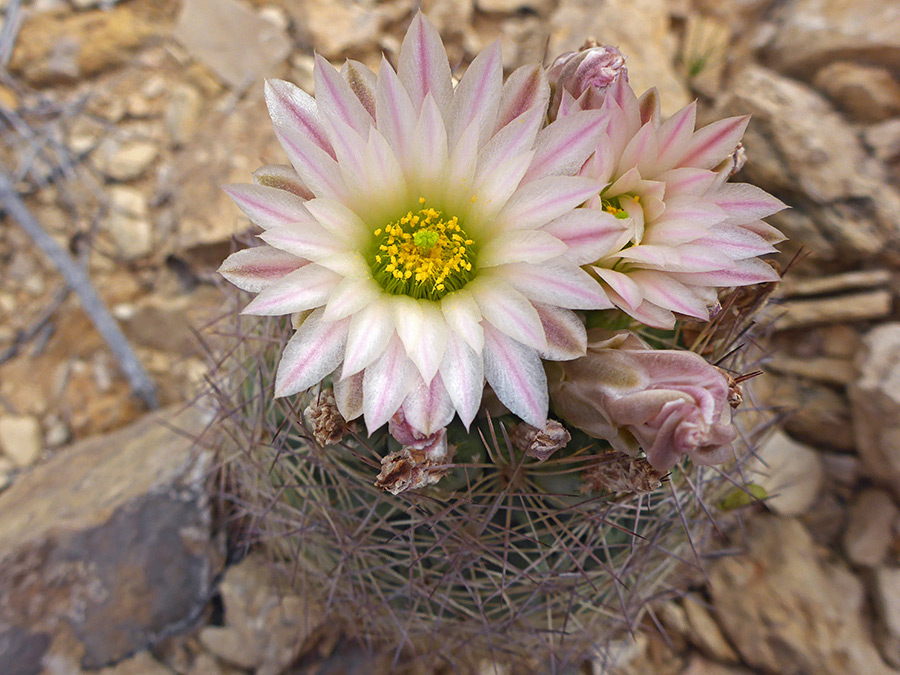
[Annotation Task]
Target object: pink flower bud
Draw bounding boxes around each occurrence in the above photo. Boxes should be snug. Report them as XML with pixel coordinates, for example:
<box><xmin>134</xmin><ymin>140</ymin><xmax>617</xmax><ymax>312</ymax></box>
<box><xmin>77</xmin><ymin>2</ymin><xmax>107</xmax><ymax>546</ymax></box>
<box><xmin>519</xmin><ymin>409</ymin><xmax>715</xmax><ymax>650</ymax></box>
<box><xmin>547</xmin><ymin>42</ymin><xmax>628</xmax><ymax>119</ymax></box>
<box><xmin>548</xmin><ymin>331</ymin><xmax>737</xmax><ymax>471</ymax></box>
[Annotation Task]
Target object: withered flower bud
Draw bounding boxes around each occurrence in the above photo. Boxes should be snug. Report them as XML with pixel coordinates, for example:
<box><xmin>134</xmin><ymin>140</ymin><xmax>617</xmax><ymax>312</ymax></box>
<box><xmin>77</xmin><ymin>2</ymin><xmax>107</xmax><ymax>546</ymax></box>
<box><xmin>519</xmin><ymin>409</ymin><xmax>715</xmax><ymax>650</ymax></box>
<box><xmin>548</xmin><ymin>331</ymin><xmax>737</xmax><ymax>472</ymax></box>
<box><xmin>547</xmin><ymin>41</ymin><xmax>628</xmax><ymax>119</ymax></box>
<box><xmin>582</xmin><ymin>453</ymin><xmax>663</xmax><ymax>494</ymax></box>
<box><xmin>510</xmin><ymin>419</ymin><xmax>571</xmax><ymax>462</ymax></box>
<box><xmin>376</xmin><ymin>410</ymin><xmax>453</xmax><ymax>495</ymax></box>
<box><xmin>305</xmin><ymin>388</ymin><xmax>348</xmax><ymax>446</ymax></box>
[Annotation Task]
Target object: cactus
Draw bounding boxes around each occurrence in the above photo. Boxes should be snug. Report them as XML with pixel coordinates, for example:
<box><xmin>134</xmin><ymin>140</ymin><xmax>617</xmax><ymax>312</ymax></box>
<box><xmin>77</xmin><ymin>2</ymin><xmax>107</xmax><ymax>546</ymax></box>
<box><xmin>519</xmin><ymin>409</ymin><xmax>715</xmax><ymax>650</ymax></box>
<box><xmin>209</xmin><ymin>286</ymin><xmax>773</xmax><ymax>672</ymax></box>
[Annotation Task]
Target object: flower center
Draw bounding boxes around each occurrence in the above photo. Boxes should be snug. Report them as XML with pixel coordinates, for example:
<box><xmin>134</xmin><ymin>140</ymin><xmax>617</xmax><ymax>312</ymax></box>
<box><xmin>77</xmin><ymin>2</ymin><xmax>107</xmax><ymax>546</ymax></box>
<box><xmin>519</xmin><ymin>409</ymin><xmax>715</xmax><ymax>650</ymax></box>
<box><xmin>370</xmin><ymin>198</ymin><xmax>475</xmax><ymax>300</ymax></box>
<box><xmin>601</xmin><ymin>196</ymin><xmax>634</xmax><ymax>220</ymax></box>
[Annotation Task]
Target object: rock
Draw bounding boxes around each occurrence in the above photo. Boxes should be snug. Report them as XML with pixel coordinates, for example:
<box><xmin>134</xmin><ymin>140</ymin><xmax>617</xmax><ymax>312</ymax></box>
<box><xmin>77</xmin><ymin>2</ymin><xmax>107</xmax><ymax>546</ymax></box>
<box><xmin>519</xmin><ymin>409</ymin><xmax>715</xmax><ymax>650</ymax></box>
<box><xmin>166</xmin><ymin>84</ymin><xmax>203</xmax><ymax>147</ymax></box>
<box><xmin>0</xmin><ymin>407</ymin><xmax>222</xmax><ymax>671</ymax></box>
<box><xmin>8</xmin><ymin>7</ymin><xmax>157</xmax><ymax>86</ymax></box>
<box><xmin>0</xmin><ymin>415</ymin><xmax>42</xmax><ymax>469</ymax></box>
<box><xmin>499</xmin><ymin>16</ymin><xmax>550</xmax><ymax>72</ymax></box>
<box><xmin>766</xmin><ymin>355</ymin><xmax>855</xmax><ymax>387</ymax></box>
<box><xmin>681</xmin><ymin>655</ymin><xmax>753</xmax><ymax>675</ymax></box>
<box><xmin>763</xmin><ymin>0</ymin><xmax>900</xmax><ymax>77</ymax></box>
<box><xmin>477</xmin><ymin>0</ymin><xmax>554</xmax><ymax>15</ymax></box>
<box><xmin>749</xmin><ymin>429</ymin><xmax>823</xmax><ymax>516</ymax></box>
<box><xmin>775</xmin><ymin>290</ymin><xmax>893</xmax><ymax>330</ymax></box>
<box><xmin>719</xmin><ymin>65</ymin><xmax>900</xmax><ymax>263</ymax></box>
<box><xmin>0</xmin><ymin>458</ymin><xmax>14</xmax><ymax>492</ymax></box>
<box><xmin>813</xmin><ymin>62</ymin><xmax>900</xmax><ymax>123</ymax></box>
<box><xmin>843</xmin><ymin>489</ymin><xmax>899</xmax><ymax>567</ymax></box>
<box><xmin>866</xmin><ymin>119</ymin><xmax>900</xmax><ymax>163</ymax></box>
<box><xmin>97</xmin><ymin>139</ymin><xmax>159</xmax><ymax>182</ymax></box>
<box><xmin>709</xmin><ymin>515</ymin><xmax>896</xmax><ymax>674</ymax></box>
<box><xmin>821</xmin><ymin>452</ymin><xmax>861</xmax><ymax>487</ymax></box>
<box><xmin>174</xmin><ymin>0</ymin><xmax>291</xmax><ymax>91</ymax></box>
<box><xmin>549</xmin><ymin>0</ymin><xmax>691</xmax><ymax>114</ymax></box>
<box><xmin>779</xmin><ymin>269</ymin><xmax>893</xmax><ymax>298</ymax></box>
<box><xmin>681</xmin><ymin>595</ymin><xmax>739</xmax><ymax>663</ymax></box>
<box><xmin>874</xmin><ymin>568</ymin><xmax>900</xmax><ymax>668</ymax></box>
<box><xmin>850</xmin><ymin>324</ymin><xmax>900</xmax><ymax>494</ymax></box>
<box><xmin>103</xmin><ymin>187</ymin><xmax>154</xmax><ymax>260</ymax></box>
<box><xmin>97</xmin><ymin>651</ymin><xmax>175</xmax><ymax>675</ymax></box>
<box><xmin>198</xmin><ymin>555</ymin><xmax>319</xmax><ymax>675</ymax></box>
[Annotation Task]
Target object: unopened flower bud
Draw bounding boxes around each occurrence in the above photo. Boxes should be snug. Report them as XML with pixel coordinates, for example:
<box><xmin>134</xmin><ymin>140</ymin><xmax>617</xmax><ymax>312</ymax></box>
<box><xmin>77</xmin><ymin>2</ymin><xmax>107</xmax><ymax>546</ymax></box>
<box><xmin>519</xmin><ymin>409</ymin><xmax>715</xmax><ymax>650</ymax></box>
<box><xmin>510</xmin><ymin>419</ymin><xmax>571</xmax><ymax>462</ymax></box>
<box><xmin>547</xmin><ymin>42</ymin><xmax>628</xmax><ymax>119</ymax></box>
<box><xmin>305</xmin><ymin>388</ymin><xmax>348</xmax><ymax>446</ymax></box>
<box><xmin>548</xmin><ymin>331</ymin><xmax>737</xmax><ymax>472</ymax></box>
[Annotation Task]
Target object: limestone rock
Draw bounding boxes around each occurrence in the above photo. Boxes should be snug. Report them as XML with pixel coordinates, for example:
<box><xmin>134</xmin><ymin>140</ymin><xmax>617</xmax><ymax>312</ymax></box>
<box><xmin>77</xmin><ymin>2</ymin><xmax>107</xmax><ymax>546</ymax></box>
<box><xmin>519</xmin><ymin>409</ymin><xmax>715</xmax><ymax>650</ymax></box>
<box><xmin>764</xmin><ymin>0</ymin><xmax>900</xmax><ymax>77</ymax></box>
<box><xmin>103</xmin><ymin>187</ymin><xmax>154</xmax><ymax>260</ymax></box>
<box><xmin>477</xmin><ymin>0</ymin><xmax>554</xmax><ymax>16</ymax></box>
<box><xmin>749</xmin><ymin>429</ymin><xmax>823</xmax><ymax>516</ymax></box>
<box><xmin>681</xmin><ymin>655</ymin><xmax>753</xmax><ymax>675</ymax></box>
<box><xmin>874</xmin><ymin>568</ymin><xmax>900</xmax><ymax>667</ymax></box>
<box><xmin>843</xmin><ymin>489</ymin><xmax>899</xmax><ymax>567</ymax></box>
<box><xmin>97</xmin><ymin>139</ymin><xmax>159</xmax><ymax>182</ymax></box>
<box><xmin>681</xmin><ymin>595</ymin><xmax>739</xmax><ymax>663</ymax></box>
<box><xmin>850</xmin><ymin>324</ymin><xmax>900</xmax><ymax>494</ymax></box>
<box><xmin>719</xmin><ymin>65</ymin><xmax>900</xmax><ymax>263</ymax></box>
<box><xmin>198</xmin><ymin>555</ymin><xmax>319</xmax><ymax>675</ymax></box>
<box><xmin>174</xmin><ymin>0</ymin><xmax>291</xmax><ymax>91</ymax></box>
<box><xmin>294</xmin><ymin>0</ymin><xmax>386</xmax><ymax>60</ymax></box>
<box><xmin>166</xmin><ymin>84</ymin><xmax>203</xmax><ymax>147</ymax></box>
<box><xmin>0</xmin><ymin>415</ymin><xmax>42</xmax><ymax>468</ymax></box>
<box><xmin>0</xmin><ymin>407</ymin><xmax>222</xmax><ymax>671</ymax></box>
<box><xmin>549</xmin><ymin>0</ymin><xmax>690</xmax><ymax>114</ymax></box>
<box><xmin>813</xmin><ymin>62</ymin><xmax>900</xmax><ymax>123</ymax></box>
<box><xmin>866</xmin><ymin>119</ymin><xmax>900</xmax><ymax>163</ymax></box>
<box><xmin>709</xmin><ymin>515</ymin><xmax>896</xmax><ymax>674</ymax></box>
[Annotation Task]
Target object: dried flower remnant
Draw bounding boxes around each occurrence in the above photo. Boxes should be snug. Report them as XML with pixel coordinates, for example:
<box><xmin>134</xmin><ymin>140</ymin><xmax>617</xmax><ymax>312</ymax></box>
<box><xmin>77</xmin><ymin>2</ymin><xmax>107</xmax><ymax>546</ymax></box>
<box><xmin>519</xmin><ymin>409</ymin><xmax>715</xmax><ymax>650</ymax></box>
<box><xmin>582</xmin><ymin>453</ymin><xmax>663</xmax><ymax>494</ymax></box>
<box><xmin>548</xmin><ymin>331</ymin><xmax>737</xmax><ymax>471</ymax></box>
<box><xmin>549</xmin><ymin>44</ymin><xmax>786</xmax><ymax>328</ymax></box>
<box><xmin>376</xmin><ymin>410</ymin><xmax>453</xmax><ymax>494</ymax></box>
<box><xmin>218</xmin><ymin>12</ymin><xmax>617</xmax><ymax>436</ymax></box>
<box><xmin>510</xmin><ymin>419</ymin><xmax>571</xmax><ymax>461</ymax></box>
<box><xmin>304</xmin><ymin>388</ymin><xmax>348</xmax><ymax>446</ymax></box>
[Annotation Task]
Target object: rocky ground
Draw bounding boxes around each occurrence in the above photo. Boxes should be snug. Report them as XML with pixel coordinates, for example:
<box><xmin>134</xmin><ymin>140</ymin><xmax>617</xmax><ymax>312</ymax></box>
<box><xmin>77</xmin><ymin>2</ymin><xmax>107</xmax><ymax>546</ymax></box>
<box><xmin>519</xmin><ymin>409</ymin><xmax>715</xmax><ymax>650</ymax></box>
<box><xmin>1</xmin><ymin>0</ymin><xmax>899</xmax><ymax>672</ymax></box>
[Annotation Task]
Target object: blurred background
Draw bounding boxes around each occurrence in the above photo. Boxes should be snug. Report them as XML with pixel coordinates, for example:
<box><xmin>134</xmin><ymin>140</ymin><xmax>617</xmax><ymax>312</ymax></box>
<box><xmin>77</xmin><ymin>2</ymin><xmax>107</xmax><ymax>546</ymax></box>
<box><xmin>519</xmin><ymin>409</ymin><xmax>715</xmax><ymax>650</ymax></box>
<box><xmin>0</xmin><ymin>0</ymin><xmax>899</xmax><ymax>673</ymax></box>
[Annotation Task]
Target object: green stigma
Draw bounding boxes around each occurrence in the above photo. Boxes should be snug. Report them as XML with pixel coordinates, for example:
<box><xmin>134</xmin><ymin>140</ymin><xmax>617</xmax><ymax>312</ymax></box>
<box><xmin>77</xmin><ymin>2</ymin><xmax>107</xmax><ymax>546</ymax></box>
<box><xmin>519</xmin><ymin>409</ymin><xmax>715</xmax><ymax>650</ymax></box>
<box><xmin>414</xmin><ymin>229</ymin><xmax>440</xmax><ymax>251</ymax></box>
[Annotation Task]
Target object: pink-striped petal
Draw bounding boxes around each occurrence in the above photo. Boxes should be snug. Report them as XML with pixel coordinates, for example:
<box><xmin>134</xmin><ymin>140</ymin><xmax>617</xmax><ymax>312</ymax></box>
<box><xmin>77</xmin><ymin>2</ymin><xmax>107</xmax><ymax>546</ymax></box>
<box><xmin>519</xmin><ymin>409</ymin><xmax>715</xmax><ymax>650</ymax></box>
<box><xmin>321</xmin><ymin>276</ymin><xmax>382</xmax><ymax>322</ymax></box>
<box><xmin>628</xmin><ymin>270</ymin><xmax>709</xmax><ymax>319</ymax></box>
<box><xmin>242</xmin><ymin>264</ymin><xmax>341</xmax><ymax>316</ymax></box>
<box><xmin>533</xmin><ymin>303</ymin><xmax>586</xmax><ymax>361</ymax></box>
<box><xmin>314</xmin><ymin>54</ymin><xmax>373</xmax><ymax>138</ymax></box>
<box><xmin>362</xmin><ymin>335</ymin><xmax>415</xmax><ymax>432</ymax></box>
<box><xmin>274</xmin><ymin>309</ymin><xmax>349</xmax><ymax>397</ymax></box>
<box><xmin>692</xmin><ymin>226</ymin><xmax>777</xmax><ymax>260</ymax></box>
<box><xmin>637</xmin><ymin>87</ymin><xmax>660</xmax><ymax>126</ymax></box>
<box><xmin>523</xmin><ymin>110</ymin><xmax>609</xmax><ymax>183</ymax></box>
<box><xmin>618</xmin><ymin>121</ymin><xmax>660</xmax><ymax>178</ymax></box>
<box><xmin>477</xmin><ymin>230</ymin><xmax>566</xmax><ymax>268</ymax></box>
<box><xmin>342</xmin><ymin>59</ymin><xmax>377</xmax><ymax>118</ymax></box>
<box><xmin>543</xmin><ymin>209</ymin><xmax>630</xmax><ymax>264</ymax></box>
<box><xmin>496</xmin><ymin>176</ymin><xmax>600</xmax><ymax>232</ymax></box>
<box><xmin>398</xmin><ymin>12</ymin><xmax>453</xmax><ymax>117</ymax></box>
<box><xmin>218</xmin><ymin>246</ymin><xmax>306</xmax><ymax>292</ymax></box>
<box><xmin>655</xmin><ymin>167</ymin><xmax>718</xmax><ymax>198</ymax></box>
<box><xmin>375</xmin><ymin>57</ymin><xmax>417</xmax><ymax>170</ymax></box>
<box><xmin>252</xmin><ymin>164</ymin><xmax>314</xmax><ymax>200</ymax></box>
<box><xmin>741</xmin><ymin>219</ymin><xmax>787</xmax><ymax>244</ymax></box>
<box><xmin>439</xmin><ymin>331</ymin><xmax>484</xmax><ymax>428</ymax></box>
<box><xmin>403</xmin><ymin>372</ymin><xmax>455</xmax><ymax>435</ymax></box>
<box><xmin>482</xmin><ymin>324</ymin><xmax>548</xmax><ymax>427</ymax></box>
<box><xmin>591</xmin><ymin>267</ymin><xmax>643</xmax><ymax>309</ymax></box>
<box><xmin>605</xmin><ymin>77</ymin><xmax>642</xmax><ymax>138</ymax></box>
<box><xmin>441</xmin><ymin>288</ymin><xmax>484</xmax><ymax>353</ymax></box>
<box><xmin>274</xmin><ymin>126</ymin><xmax>348</xmax><ymax>201</ymax></box>
<box><xmin>259</xmin><ymin>223</ymin><xmax>343</xmax><ymax>261</ymax></box>
<box><xmin>342</xmin><ymin>299</ymin><xmax>395</xmax><ymax>377</ymax></box>
<box><xmin>500</xmin><ymin>261</ymin><xmax>614</xmax><ymax>310</ymax></box>
<box><xmin>264</xmin><ymin>79</ymin><xmax>333</xmax><ymax>156</ymax></box>
<box><xmin>671</xmin><ymin>258</ymin><xmax>780</xmax><ymax>286</ymax></box>
<box><xmin>678</xmin><ymin>115</ymin><xmax>749</xmax><ymax>170</ymax></box>
<box><xmin>449</xmin><ymin>40</ymin><xmax>502</xmax><ymax>147</ymax></box>
<box><xmin>476</xmin><ymin>105</ymin><xmax>543</xmax><ymax>180</ymax></box>
<box><xmin>494</xmin><ymin>63</ymin><xmax>549</xmax><ymax>132</ymax></box>
<box><xmin>654</xmin><ymin>102</ymin><xmax>697</xmax><ymax>173</ymax></box>
<box><xmin>303</xmin><ymin>198</ymin><xmax>369</xmax><ymax>246</ymax></box>
<box><xmin>470</xmin><ymin>277</ymin><xmax>547</xmax><ymax>352</ymax></box>
<box><xmin>468</xmin><ymin>150</ymin><xmax>534</xmax><ymax>226</ymax></box>
<box><xmin>393</xmin><ymin>297</ymin><xmax>447</xmax><ymax>383</ymax></box>
<box><xmin>334</xmin><ymin>369</ymin><xmax>364</xmax><ymax>421</ymax></box>
<box><xmin>223</xmin><ymin>183</ymin><xmax>310</xmax><ymax>230</ymax></box>
<box><xmin>410</xmin><ymin>94</ymin><xmax>450</xmax><ymax>192</ymax></box>
<box><xmin>713</xmin><ymin>182</ymin><xmax>787</xmax><ymax>222</ymax></box>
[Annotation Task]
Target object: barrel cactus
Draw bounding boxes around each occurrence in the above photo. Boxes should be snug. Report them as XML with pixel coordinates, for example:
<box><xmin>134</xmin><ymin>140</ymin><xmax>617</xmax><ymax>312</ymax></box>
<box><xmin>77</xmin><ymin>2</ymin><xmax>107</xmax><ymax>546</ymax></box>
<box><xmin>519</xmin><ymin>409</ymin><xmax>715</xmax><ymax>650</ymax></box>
<box><xmin>210</xmin><ymin>13</ymin><xmax>784</xmax><ymax>672</ymax></box>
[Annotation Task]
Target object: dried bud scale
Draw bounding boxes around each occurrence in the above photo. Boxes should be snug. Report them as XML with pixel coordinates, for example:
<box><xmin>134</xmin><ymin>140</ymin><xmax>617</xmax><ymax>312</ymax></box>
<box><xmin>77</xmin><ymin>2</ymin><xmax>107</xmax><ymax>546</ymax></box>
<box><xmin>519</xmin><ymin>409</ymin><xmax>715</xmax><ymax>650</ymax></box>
<box><xmin>304</xmin><ymin>388</ymin><xmax>348</xmax><ymax>446</ymax></box>
<box><xmin>582</xmin><ymin>453</ymin><xmax>664</xmax><ymax>495</ymax></box>
<box><xmin>510</xmin><ymin>419</ymin><xmax>571</xmax><ymax>462</ymax></box>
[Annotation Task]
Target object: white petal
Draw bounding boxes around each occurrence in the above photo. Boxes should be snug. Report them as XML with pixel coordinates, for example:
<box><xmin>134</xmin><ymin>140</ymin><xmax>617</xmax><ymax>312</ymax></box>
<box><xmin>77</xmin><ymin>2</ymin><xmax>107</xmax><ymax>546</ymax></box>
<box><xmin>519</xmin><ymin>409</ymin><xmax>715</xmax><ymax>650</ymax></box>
<box><xmin>264</xmin><ymin>79</ymin><xmax>332</xmax><ymax>155</ymax></box>
<box><xmin>333</xmin><ymin>369</ymin><xmax>364</xmax><ymax>421</ymax></box>
<box><xmin>397</xmin><ymin>12</ymin><xmax>453</xmax><ymax>117</ymax></box>
<box><xmin>678</xmin><ymin>116</ymin><xmax>750</xmax><ymax>170</ymax></box>
<box><xmin>494</xmin><ymin>176</ymin><xmax>600</xmax><ymax>232</ymax></box>
<box><xmin>363</xmin><ymin>335</ymin><xmax>415</xmax><ymax>432</ymax></box>
<box><xmin>402</xmin><ymin>372</ymin><xmax>455</xmax><ymax>435</ymax></box>
<box><xmin>303</xmin><ymin>198</ymin><xmax>369</xmax><ymax>247</ymax></box>
<box><xmin>591</xmin><ymin>267</ymin><xmax>643</xmax><ymax>309</ymax></box>
<box><xmin>342</xmin><ymin>59</ymin><xmax>377</xmax><ymax>118</ymax></box>
<box><xmin>392</xmin><ymin>297</ymin><xmax>447</xmax><ymax>383</ymax></box>
<box><xmin>498</xmin><ymin>261</ymin><xmax>613</xmax><ymax>310</ymax></box>
<box><xmin>476</xmin><ymin>105</ymin><xmax>544</xmax><ymax>180</ymax></box>
<box><xmin>342</xmin><ymin>299</ymin><xmax>395</xmax><ymax>377</ymax></box>
<box><xmin>375</xmin><ymin>57</ymin><xmax>417</xmax><ymax>170</ymax></box>
<box><xmin>477</xmin><ymin>230</ymin><xmax>566</xmax><ymax>268</ymax></box>
<box><xmin>321</xmin><ymin>276</ymin><xmax>382</xmax><ymax>322</ymax></box>
<box><xmin>470</xmin><ymin>277</ymin><xmax>547</xmax><ymax>352</ymax></box>
<box><xmin>274</xmin><ymin>127</ymin><xmax>349</xmax><ymax>201</ymax></box>
<box><xmin>482</xmin><ymin>324</ymin><xmax>548</xmax><ymax>427</ymax></box>
<box><xmin>524</xmin><ymin>110</ymin><xmax>609</xmax><ymax>183</ymax></box>
<box><xmin>439</xmin><ymin>332</ymin><xmax>484</xmax><ymax>429</ymax></box>
<box><xmin>223</xmin><ymin>183</ymin><xmax>310</xmax><ymax>230</ymax></box>
<box><xmin>448</xmin><ymin>40</ymin><xmax>502</xmax><ymax>147</ymax></box>
<box><xmin>252</xmin><ymin>164</ymin><xmax>314</xmax><ymax>200</ymax></box>
<box><xmin>242</xmin><ymin>264</ymin><xmax>341</xmax><ymax>316</ymax></box>
<box><xmin>542</xmin><ymin>209</ymin><xmax>630</xmax><ymax>265</ymax></box>
<box><xmin>218</xmin><ymin>247</ymin><xmax>306</xmax><ymax>293</ymax></box>
<box><xmin>441</xmin><ymin>288</ymin><xmax>484</xmax><ymax>353</ymax></box>
<box><xmin>533</xmin><ymin>303</ymin><xmax>587</xmax><ymax>361</ymax></box>
<box><xmin>494</xmin><ymin>63</ymin><xmax>549</xmax><ymax>132</ymax></box>
<box><xmin>409</xmin><ymin>94</ymin><xmax>450</xmax><ymax>194</ymax></box>
<box><xmin>274</xmin><ymin>309</ymin><xmax>349</xmax><ymax>397</ymax></box>
<box><xmin>654</xmin><ymin>102</ymin><xmax>697</xmax><ymax>173</ymax></box>
<box><xmin>259</xmin><ymin>223</ymin><xmax>343</xmax><ymax>261</ymax></box>
<box><xmin>314</xmin><ymin>54</ymin><xmax>373</xmax><ymax>138</ymax></box>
